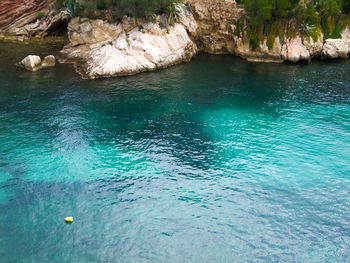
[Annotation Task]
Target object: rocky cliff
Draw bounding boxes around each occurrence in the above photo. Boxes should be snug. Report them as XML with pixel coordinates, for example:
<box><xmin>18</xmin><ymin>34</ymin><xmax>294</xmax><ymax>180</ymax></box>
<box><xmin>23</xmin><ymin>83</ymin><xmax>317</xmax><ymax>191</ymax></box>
<box><xmin>186</xmin><ymin>0</ymin><xmax>243</xmax><ymax>54</ymax></box>
<box><xmin>7</xmin><ymin>0</ymin><xmax>350</xmax><ymax>78</ymax></box>
<box><xmin>0</xmin><ymin>0</ymin><xmax>68</xmax><ymax>39</ymax></box>
<box><xmin>188</xmin><ymin>0</ymin><xmax>350</xmax><ymax>62</ymax></box>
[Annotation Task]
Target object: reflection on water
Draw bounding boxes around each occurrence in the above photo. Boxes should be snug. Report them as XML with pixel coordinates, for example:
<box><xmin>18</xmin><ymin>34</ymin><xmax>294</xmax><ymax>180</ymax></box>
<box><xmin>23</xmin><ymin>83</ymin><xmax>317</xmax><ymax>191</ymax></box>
<box><xmin>0</xmin><ymin>41</ymin><xmax>350</xmax><ymax>262</ymax></box>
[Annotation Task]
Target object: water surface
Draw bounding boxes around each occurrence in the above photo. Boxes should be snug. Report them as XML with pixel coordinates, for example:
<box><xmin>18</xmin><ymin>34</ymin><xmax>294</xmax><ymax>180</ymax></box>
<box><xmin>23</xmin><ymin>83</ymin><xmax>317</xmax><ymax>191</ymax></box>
<box><xmin>0</xmin><ymin>41</ymin><xmax>350</xmax><ymax>262</ymax></box>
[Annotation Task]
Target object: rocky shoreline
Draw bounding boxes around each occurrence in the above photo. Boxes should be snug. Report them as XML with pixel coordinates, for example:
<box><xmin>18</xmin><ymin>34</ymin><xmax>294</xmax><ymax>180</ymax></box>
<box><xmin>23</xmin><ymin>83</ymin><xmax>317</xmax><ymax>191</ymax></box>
<box><xmin>57</xmin><ymin>13</ymin><xmax>198</xmax><ymax>79</ymax></box>
<box><xmin>3</xmin><ymin>0</ymin><xmax>350</xmax><ymax>79</ymax></box>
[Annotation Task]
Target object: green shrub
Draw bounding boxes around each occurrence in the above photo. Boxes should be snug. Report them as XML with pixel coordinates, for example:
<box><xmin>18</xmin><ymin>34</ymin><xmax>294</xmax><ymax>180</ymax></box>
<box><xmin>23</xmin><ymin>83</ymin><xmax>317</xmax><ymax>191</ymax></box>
<box><xmin>247</xmin><ymin>26</ymin><xmax>261</xmax><ymax>49</ymax></box>
<box><xmin>112</xmin><ymin>0</ymin><xmax>179</xmax><ymax>20</ymax></box>
<box><xmin>244</xmin><ymin>0</ymin><xmax>272</xmax><ymax>25</ymax></box>
<box><xmin>266</xmin><ymin>28</ymin><xmax>275</xmax><ymax>49</ymax></box>
<box><xmin>304</xmin><ymin>4</ymin><xmax>320</xmax><ymax>25</ymax></box>
<box><xmin>96</xmin><ymin>0</ymin><xmax>107</xmax><ymax>10</ymax></box>
<box><xmin>232</xmin><ymin>19</ymin><xmax>245</xmax><ymax>38</ymax></box>
<box><xmin>242</xmin><ymin>0</ymin><xmax>350</xmax><ymax>45</ymax></box>
<box><xmin>167</xmin><ymin>3</ymin><xmax>186</xmax><ymax>24</ymax></box>
<box><xmin>271</xmin><ymin>0</ymin><xmax>291</xmax><ymax>18</ymax></box>
<box><xmin>317</xmin><ymin>0</ymin><xmax>341</xmax><ymax>18</ymax></box>
<box><xmin>57</xmin><ymin>0</ymin><xmax>181</xmax><ymax>20</ymax></box>
<box><xmin>61</xmin><ymin>0</ymin><xmax>80</xmax><ymax>17</ymax></box>
<box><xmin>342</xmin><ymin>0</ymin><xmax>350</xmax><ymax>13</ymax></box>
<box><xmin>37</xmin><ymin>12</ymin><xmax>45</xmax><ymax>19</ymax></box>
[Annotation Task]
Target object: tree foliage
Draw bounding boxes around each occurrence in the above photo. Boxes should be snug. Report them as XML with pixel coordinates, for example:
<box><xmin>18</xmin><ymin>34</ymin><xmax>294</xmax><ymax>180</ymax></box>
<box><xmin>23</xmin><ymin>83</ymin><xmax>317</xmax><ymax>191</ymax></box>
<box><xmin>242</xmin><ymin>0</ymin><xmax>350</xmax><ymax>48</ymax></box>
<box><xmin>244</xmin><ymin>0</ymin><xmax>346</xmax><ymax>25</ymax></box>
<box><xmin>59</xmin><ymin>0</ymin><xmax>181</xmax><ymax>20</ymax></box>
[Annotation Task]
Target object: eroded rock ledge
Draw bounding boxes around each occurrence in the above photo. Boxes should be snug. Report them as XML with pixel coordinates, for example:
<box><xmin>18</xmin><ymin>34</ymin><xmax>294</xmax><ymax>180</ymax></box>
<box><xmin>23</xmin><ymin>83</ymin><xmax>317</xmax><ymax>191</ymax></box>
<box><xmin>58</xmin><ymin>13</ymin><xmax>198</xmax><ymax>79</ymax></box>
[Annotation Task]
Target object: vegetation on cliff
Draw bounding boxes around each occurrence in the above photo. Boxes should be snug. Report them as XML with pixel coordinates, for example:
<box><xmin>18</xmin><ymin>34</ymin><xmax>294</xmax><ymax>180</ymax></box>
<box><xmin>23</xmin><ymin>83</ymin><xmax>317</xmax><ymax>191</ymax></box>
<box><xmin>57</xmin><ymin>0</ymin><xmax>350</xmax><ymax>51</ymax></box>
<box><xmin>58</xmin><ymin>0</ymin><xmax>183</xmax><ymax>21</ymax></box>
<box><xmin>235</xmin><ymin>0</ymin><xmax>350</xmax><ymax>48</ymax></box>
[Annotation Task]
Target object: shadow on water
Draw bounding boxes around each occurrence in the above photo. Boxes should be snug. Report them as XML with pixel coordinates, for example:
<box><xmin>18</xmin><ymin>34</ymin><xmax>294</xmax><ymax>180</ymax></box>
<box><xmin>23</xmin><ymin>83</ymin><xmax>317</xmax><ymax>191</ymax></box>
<box><xmin>1</xmin><ymin>52</ymin><xmax>350</xmax><ymax>179</ymax></box>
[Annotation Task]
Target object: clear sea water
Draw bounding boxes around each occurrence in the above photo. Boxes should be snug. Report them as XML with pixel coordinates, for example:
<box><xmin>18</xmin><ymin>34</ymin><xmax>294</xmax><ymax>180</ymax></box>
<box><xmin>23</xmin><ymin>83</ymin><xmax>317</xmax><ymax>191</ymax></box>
<box><xmin>0</xmin><ymin>40</ymin><xmax>350</xmax><ymax>263</ymax></box>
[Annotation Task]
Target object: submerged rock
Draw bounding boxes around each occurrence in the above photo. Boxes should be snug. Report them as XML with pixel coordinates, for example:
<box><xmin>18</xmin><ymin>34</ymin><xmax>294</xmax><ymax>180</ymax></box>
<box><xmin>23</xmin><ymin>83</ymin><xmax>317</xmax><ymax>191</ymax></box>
<box><xmin>19</xmin><ymin>55</ymin><xmax>42</xmax><ymax>72</ymax></box>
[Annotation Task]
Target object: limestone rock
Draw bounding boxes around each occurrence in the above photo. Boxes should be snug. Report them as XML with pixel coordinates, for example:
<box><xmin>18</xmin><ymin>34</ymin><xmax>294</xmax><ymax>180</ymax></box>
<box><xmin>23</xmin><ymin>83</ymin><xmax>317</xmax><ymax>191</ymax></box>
<box><xmin>68</xmin><ymin>18</ymin><xmax>123</xmax><ymax>46</ymax></box>
<box><xmin>322</xmin><ymin>27</ymin><xmax>350</xmax><ymax>59</ymax></box>
<box><xmin>303</xmin><ymin>35</ymin><xmax>324</xmax><ymax>58</ymax></box>
<box><xmin>19</xmin><ymin>55</ymin><xmax>42</xmax><ymax>71</ymax></box>
<box><xmin>0</xmin><ymin>0</ymin><xmax>69</xmax><ymax>38</ymax></box>
<box><xmin>0</xmin><ymin>0</ymin><xmax>54</xmax><ymax>29</ymax></box>
<box><xmin>187</xmin><ymin>0</ymin><xmax>242</xmax><ymax>54</ymax></box>
<box><xmin>59</xmin><ymin>15</ymin><xmax>197</xmax><ymax>79</ymax></box>
<box><xmin>322</xmin><ymin>39</ymin><xmax>349</xmax><ymax>59</ymax></box>
<box><xmin>180</xmin><ymin>10</ymin><xmax>198</xmax><ymax>38</ymax></box>
<box><xmin>341</xmin><ymin>27</ymin><xmax>350</xmax><ymax>46</ymax></box>
<box><xmin>42</xmin><ymin>55</ymin><xmax>56</xmax><ymax>67</ymax></box>
<box><xmin>283</xmin><ymin>36</ymin><xmax>310</xmax><ymax>62</ymax></box>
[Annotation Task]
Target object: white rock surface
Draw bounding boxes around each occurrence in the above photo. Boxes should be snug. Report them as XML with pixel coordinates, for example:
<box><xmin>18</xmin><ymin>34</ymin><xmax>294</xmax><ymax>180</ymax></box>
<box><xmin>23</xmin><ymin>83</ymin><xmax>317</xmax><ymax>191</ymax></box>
<box><xmin>42</xmin><ymin>55</ymin><xmax>56</xmax><ymax>67</ymax></box>
<box><xmin>59</xmin><ymin>14</ymin><xmax>197</xmax><ymax>79</ymax></box>
<box><xmin>303</xmin><ymin>35</ymin><xmax>324</xmax><ymax>57</ymax></box>
<box><xmin>321</xmin><ymin>26</ymin><xmax>350</xmax><ymax>59</ymax></box>
<box><xmin>322</xmin><ymin>39</ymin><xmax>349</xmax><ymax>59</ymax></box>
<box><xmin>57</xmin><ymin>0</ymin><xmax>350</xmax><ymax>79</ymax></box>
<box><xmin>283</xmin><ymin>36</ymin><xmax>310</xmax><ymax>62</ymax></box>
<box><xmin>19</xmin><ymin>55</ymin><xmax>42</xmax><ymax>71</ymax></box>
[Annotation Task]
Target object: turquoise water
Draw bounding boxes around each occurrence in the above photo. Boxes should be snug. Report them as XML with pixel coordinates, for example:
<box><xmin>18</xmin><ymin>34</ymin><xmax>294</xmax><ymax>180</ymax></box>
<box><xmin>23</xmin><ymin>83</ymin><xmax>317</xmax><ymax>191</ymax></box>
<box><xmin>1</xmin><ymin>41</ymin><xmax>350</xmax><ymax>262</ymax></box>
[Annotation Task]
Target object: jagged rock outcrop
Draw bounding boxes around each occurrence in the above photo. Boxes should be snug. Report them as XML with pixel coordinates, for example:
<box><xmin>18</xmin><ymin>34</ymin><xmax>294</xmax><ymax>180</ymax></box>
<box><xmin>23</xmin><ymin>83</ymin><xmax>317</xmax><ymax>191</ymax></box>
<box><xmin>236</xmin><ymin>34</ymin><xmax>324</xmax><ymax>62</ymax></box>
<box><xmin>58</xmin><ymin>13</ymin><xmax>198</xmax><ymax>79</ymax></box>
<box><xmin>186</xmin><ymin>0</ymin><xmax>243</xmax><ymax>54</ymax></box>
<box><xmin>321</xmin><ymin>28</ymin><xmax>350</xmax><ymax>59</ymax></box>
<box><xmin>323</xmin><ymin>39</ymin><xmax>348</xmax><ymax>59</ymax></box>
<box><xmin>0</xmin><ymin>0</ymin><xmax>68</xmax><ymax>39</ymax></box>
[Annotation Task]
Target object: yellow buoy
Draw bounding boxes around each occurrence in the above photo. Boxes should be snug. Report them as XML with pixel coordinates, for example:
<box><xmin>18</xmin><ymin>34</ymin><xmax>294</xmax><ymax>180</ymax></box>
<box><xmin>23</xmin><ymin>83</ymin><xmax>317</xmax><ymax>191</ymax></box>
<box><xmin>65</xmin><ymin>217</ymin><xmax>74</xmax><ymax>223</ymax></box>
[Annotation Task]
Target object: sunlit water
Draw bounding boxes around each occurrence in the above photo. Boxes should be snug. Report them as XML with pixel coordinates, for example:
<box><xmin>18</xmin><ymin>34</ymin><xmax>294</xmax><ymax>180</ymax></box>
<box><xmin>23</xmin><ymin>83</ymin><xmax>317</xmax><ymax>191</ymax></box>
<box><xmin>0</xmin><ymin>40</ymin><xmax>350</xmax><ymax>262</ymax></box>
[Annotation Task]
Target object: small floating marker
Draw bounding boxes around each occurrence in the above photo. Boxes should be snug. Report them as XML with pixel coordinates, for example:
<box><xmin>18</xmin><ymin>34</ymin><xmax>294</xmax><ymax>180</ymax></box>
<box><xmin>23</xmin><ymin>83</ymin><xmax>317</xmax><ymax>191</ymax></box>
<box><xmin>65</xmin><ymin>217</ymin><xmax>74</xmax><ymax>223</ymax></box>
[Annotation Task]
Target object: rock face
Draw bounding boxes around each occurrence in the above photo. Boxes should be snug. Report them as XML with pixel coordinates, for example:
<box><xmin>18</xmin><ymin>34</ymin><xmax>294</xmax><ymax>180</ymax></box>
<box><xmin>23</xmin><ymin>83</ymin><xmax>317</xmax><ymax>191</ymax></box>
<box><xmin>57</xmin><ymin>0</ymin><xmax>350</xmax><ymax>79</ymax></box>
<box><xmin>0</xmin><ymin>0</ymin><xmax>68</xmax><ymax>39</ymax></box>
<box><xmin>230</xmin><ymin>32</ymin><xmax>326</xmax><ymax>63</ymax></box>
<box><xmin>321</xmin><ymin>28</ymin><xmax>350</xmax><ymax>59</ymax></box>
<box><xmin>10</xmin><ymin>0</ymin><xmax>350</xmax><ymax>78</ymax></box>
<box><xmin>323</xmin><ymin>39</ymin><xmax>349</xmax><ymax>59</ymax></box>
<box><xmin>58</xmin><ymin>13</ymin><xmax>198</xmax><ymax>79</ymax></box>
<box><xmin>187</xmin><ymin>0</ymin><xmax>321</xmax><ymax>62</ymax></box>
<box><xmin>187</xmin><ymin>0</ymin><xmax>350</xmax><ymax>63</ymax></box>
<box><xmin>187</xmin><ymin>0</ymin><xmax>242</xmax><ymax>54</ymax></box>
